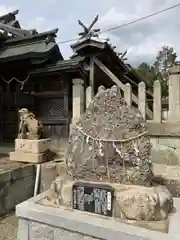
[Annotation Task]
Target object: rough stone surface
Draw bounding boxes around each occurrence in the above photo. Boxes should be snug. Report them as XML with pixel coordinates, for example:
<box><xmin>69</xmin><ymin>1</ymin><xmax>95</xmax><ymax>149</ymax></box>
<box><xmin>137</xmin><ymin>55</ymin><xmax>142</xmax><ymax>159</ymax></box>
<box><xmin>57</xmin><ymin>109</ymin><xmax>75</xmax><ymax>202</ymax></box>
<box><xmin>38</xmin><ymin>163</ymin><xmax>180</xmax><ymax>200</ymax></box>
<box><xmin>153</xmin><ymin>163</ymin><xmax>180</xmax><ymax>197</ymax></box>
<box><xmin>66</xmin><ymin>85</ymin><xmax>153</xmax><ymax>186</ymax></box>
<box><xmin>39</xmin><ymin>162</ymin><xmax>65</xmax><ymax>193</ymax></box>
<box><xmin>115</xmin><ymin>185</ymin><xmax>173</xmax><ymax>221</ymax></box>
<box><xmin>43</xmin><ymin>178</ymin><xmax>173</xmax><ymax>221</ymax></box>
<box><xmin>45</xmin><ymin>174</ymin><xmax>74</xmax><ymax>206</ymax></box>
<box><xmin>39</xmin><ymin>86</ymin><xmax>177</xmax><ymax>224</ymax></box>
<box><xmin>37</xmin><ymin>161</ymin><xmax>180</xmax><ymax>198</ymax></box>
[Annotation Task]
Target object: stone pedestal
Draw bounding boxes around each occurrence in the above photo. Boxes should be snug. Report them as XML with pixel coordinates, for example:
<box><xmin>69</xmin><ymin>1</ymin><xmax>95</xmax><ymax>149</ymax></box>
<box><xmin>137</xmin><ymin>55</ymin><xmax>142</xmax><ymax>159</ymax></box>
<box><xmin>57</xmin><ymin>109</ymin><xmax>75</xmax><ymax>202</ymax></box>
<box><xmin>10</xmin><ymin>138</ymin><xmax>50</xmax><ymax>163</ymax></box>
<box><xmin>16</xmin><ymin>184</ymin><xmax>180</xmax><ymax>240</ymax></box>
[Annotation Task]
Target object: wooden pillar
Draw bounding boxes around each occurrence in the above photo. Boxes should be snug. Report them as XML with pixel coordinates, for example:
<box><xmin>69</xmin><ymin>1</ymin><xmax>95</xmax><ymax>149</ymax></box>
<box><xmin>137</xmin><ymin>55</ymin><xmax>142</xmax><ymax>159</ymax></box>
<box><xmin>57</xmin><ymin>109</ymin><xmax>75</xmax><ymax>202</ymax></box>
<box><xmin>63</xmin><ymin>81</ymin><xmax>69</xmax><ymax>138</ymax></box>
<box><xmin>89</xmin><ymin>56</ymin><xmax>95</xmax><ymax>97</ymax></box>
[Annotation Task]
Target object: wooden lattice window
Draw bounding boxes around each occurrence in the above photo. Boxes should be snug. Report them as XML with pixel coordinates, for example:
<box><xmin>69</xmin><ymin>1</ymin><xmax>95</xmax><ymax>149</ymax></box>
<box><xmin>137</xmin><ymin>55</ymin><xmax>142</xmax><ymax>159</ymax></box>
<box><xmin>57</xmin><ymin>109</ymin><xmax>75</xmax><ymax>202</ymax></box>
<box><xmin>38</xmin><ymin>97</ymin><xmax>65</xmax><ymax>121</ymax></box>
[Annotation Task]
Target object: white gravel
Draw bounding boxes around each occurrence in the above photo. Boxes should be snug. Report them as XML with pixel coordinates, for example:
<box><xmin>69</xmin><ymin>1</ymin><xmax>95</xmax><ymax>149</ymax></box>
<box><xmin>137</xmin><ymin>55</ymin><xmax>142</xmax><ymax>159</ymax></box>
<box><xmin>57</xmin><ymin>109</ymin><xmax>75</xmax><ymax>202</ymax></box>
<box><xmin>0</xmin><ymin>213</ymin><xmax>18</xmax><ymax>240</ymax></box>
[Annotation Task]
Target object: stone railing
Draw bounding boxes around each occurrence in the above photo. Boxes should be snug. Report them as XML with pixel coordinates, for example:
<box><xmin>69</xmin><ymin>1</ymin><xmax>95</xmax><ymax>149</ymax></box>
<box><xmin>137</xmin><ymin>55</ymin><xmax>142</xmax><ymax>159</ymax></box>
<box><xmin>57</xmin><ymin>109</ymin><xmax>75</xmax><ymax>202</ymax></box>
<box><xmin>71</xmin><ymin>65</ymin><xmax>180</xmax><ymax>139</ymax></box>
<box><xmin>72</xmin><ymin>65</ymin><xmax>180</xmax><ymax>124</ymax></box>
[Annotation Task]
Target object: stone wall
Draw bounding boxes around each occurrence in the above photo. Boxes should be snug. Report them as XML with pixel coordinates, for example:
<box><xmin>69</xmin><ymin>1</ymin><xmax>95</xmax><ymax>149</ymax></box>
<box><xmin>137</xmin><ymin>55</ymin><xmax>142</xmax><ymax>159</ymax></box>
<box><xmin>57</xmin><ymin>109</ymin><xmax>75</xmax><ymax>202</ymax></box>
<box><xmin>150</xmin><ymin>137</ymin><xmax>180</xmax><ymax>165</ymax></box>
<box><xmin>0</xmin><ymin>164</ymin><xmax>35</xmax><ymax>216</ymax></box>
<box><xmin>147</xmin><ymin>122</ymin><xmax>180</xmax><ymax>165</ymax></box>
<box><xmin>21</xmin><ymin>220</ymin><xmax>98</xmax><ymax>240</ymax></box>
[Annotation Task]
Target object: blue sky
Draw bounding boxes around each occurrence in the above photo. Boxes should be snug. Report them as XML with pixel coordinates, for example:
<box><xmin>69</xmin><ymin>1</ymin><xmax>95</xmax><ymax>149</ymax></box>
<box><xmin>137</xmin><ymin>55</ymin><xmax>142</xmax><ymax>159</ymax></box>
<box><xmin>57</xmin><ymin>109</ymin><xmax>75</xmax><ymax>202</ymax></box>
<box><xmin>1</xmin><ymin>0</ymin><xmax>180</xmax><ymax>66</ymax></box>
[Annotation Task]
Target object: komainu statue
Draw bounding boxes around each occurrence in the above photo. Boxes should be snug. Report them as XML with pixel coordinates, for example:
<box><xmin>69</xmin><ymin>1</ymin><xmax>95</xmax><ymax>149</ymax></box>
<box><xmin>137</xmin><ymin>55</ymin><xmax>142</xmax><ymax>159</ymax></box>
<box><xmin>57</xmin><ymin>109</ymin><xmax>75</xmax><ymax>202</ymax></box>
<box><xmin>17</xmin><ymin>108</ymin><xmax>44</xmax><ymax>140</ymax></box>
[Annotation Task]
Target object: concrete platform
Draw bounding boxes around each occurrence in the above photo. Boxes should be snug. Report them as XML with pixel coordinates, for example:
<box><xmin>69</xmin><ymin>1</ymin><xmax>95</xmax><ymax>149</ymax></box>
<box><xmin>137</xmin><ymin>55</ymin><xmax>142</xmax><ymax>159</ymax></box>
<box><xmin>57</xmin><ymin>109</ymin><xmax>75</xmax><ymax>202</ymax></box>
<box><xmin>16</xmin><ymin>191</ymin><xmax>180</xmax><ymax>240</ymax></box>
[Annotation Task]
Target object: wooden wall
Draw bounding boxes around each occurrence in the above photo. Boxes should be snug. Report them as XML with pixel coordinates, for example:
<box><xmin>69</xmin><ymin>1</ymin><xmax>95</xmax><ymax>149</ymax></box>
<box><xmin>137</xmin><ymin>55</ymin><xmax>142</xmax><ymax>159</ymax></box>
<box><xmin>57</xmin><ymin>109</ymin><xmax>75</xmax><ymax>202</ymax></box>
<box><xmin>0</xmin><ymin>73</ymin><xmax>70</xmax><ymax>149</ymax></box>
<box><xmin>33</xmin><ymin>77</ymin><xmax>70</xmax><ymax>151</ymax></box>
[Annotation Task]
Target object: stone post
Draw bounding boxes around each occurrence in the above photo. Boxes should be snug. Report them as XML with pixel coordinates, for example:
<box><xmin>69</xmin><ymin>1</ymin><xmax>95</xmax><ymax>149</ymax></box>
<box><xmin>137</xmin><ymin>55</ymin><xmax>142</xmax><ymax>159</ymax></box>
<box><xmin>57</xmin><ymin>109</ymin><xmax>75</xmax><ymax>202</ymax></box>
<box><xmin>153</xmin><ymin>80</ymin><xmax>161</xmax><ymax>122</ymax></box>
<box><xmin>138</xmin><ymin>82</ymin><xmax>146</xmax><ymax>120</ymax></box>
<box><xmin>124</xmin><ymin>83</ymin><xmax>132</xmax><ymax>106</ymax></box>
<box><xmin>86</xmin><ymin>86</ymin><xmax>92</xmax><ymax>109</ymax></box>
<box><xmin>168</xmin><ymin>65</ymin><xmax>180</xmax><ymax>122</ymax></box>
<box><xmin>72</xmin><ymin>79</ymin><xmax>84</xmax><ymax>124</ymax></box>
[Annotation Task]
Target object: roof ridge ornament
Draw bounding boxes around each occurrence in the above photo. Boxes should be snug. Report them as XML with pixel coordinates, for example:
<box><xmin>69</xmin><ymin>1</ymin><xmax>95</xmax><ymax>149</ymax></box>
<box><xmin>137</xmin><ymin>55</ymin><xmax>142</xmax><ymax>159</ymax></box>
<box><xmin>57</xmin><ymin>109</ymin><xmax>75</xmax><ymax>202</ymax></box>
<box><xmin>0</xmin><ymin>9</ymin><xmax>19</xmax><ymax>21</ymax></box>
<box><xmin>78</xmin><ymin>15</ymin><xmax>100</xmax><ymax>39</ymax></box>
<box><xmin>0</xmin><ymin>22</ymin><xmax>32</xmax><ymax>38</ymax></box>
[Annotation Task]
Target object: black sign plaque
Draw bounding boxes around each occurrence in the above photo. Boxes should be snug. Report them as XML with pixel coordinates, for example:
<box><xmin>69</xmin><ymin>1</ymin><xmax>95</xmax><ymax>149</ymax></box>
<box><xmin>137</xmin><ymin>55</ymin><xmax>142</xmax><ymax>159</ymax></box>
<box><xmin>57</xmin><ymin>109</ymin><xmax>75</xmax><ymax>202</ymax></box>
<box><xmin>72</xmin><ymin>181</ymin><xmax>114</xmax><ymax>217</ymax></box>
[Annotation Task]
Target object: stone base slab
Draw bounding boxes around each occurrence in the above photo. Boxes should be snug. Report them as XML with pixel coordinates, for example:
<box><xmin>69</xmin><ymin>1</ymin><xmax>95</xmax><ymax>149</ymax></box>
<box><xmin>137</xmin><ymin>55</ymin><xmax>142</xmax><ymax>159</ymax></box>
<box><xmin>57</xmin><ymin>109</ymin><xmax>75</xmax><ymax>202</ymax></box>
<box><xmin>9</xmin><ymin>151</ymin><xmax>46</xmax><ymax>163</ymax></box>
<box><xmin>15</xmin><ymin>138</ymin><xmax>50</xmax><ymax>154</ymax></box>
<box><xmin>16</xmin><ymin>191</ymin><xmax>180</xmax><ymax>240</ymax></box>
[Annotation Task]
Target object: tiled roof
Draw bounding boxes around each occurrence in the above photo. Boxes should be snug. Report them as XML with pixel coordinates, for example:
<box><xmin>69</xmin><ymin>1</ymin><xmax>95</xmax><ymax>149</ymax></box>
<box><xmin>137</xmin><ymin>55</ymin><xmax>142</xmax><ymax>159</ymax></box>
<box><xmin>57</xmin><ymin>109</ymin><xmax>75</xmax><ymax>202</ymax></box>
<box><xmin>0</xmin><ymin>10</ymin><xmax>62</xmax><ymax>61</ymax></box>
<box><xmin>30</xmin><ymin>56</ymin><xmax>85</xmax><ymax>74</ymax></box>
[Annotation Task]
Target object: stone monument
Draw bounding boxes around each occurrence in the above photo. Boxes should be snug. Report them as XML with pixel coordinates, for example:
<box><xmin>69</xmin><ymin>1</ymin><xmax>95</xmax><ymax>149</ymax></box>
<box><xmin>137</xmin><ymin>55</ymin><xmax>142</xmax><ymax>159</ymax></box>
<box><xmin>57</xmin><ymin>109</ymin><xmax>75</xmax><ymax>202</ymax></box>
<box><xmin>10</xmin><ymin>108</ymin><xmax>50</xmax><ymax>163</ymax></box>
<box><xmin>41</xmin><ymin>86</ymin><xmax>173</xmax><ymax>225</ymax></box>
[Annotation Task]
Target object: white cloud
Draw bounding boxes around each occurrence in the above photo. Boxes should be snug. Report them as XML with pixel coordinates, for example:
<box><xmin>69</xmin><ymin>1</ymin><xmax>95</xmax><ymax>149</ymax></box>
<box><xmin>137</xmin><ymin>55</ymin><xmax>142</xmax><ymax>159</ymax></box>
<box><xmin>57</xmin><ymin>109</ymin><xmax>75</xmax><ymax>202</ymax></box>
<box><xmin>97</xmin><ymin>0</ymin><xmax>180</xmax><ymax>65</ymax></box>
<box><xmin>35</xmin><ymin>17</ymin><xmax>45</xmax><ymax>22</ymax></box>
<box><xmin>0</xmin><ymin>5</ymin><xmax>16</xmax><ymax>15</ymax></box>
<box><xmin>1</xmin><ymin>0</ymin><xmax>180</xmax><ymax>63</ymax></box>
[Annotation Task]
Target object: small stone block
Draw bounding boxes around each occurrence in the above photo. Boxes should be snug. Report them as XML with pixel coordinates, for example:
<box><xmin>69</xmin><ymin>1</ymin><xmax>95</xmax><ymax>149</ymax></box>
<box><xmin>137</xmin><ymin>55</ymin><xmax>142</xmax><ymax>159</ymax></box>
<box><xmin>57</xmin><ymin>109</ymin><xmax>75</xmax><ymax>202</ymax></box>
<box><xmin>169</xmin><ymin>65</ymin><xmax>180</xmax><ymax>74</ymax></box>
<box><xmin>15</xmin><ymin>138</ymin><xmax>50</xmax><ymax>154</ymax></box>
<box><xmin>9</xmin><ymin>151</ymin><xmax>46</xmax><ymax>163</ymax></box>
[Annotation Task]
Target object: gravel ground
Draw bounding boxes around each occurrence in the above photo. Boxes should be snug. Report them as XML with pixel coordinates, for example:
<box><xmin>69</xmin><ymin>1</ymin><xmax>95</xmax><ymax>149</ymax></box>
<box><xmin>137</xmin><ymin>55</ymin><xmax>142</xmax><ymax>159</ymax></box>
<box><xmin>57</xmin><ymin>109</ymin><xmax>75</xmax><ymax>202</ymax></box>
<box><xmin>0</xmin><ymin>213</ymin><xmax>18</xmax><ymax>240</ymax></box>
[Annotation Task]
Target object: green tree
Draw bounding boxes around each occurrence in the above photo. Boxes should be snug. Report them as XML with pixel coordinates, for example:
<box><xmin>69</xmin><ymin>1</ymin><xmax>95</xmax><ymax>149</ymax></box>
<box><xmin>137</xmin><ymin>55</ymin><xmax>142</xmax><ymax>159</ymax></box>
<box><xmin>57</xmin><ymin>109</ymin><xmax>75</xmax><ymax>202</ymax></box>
<box><xmin>135</xmin><ymin>45</ymin><xmax>178</xmax><ymax>96</ymax></box>
<box><xmin>136</xmin><ymin>62</ymin><xmax>156</xmax><ymax>90</ymax></box>
<box><xmin>153</xmin><ymin>45</ymin><xmax>177</xmax><ymax>96</ymax></box>
<box><xmin>153</xmin><ymin>45</ymin><xmax>177</xmax><ymax>79</ymax></box>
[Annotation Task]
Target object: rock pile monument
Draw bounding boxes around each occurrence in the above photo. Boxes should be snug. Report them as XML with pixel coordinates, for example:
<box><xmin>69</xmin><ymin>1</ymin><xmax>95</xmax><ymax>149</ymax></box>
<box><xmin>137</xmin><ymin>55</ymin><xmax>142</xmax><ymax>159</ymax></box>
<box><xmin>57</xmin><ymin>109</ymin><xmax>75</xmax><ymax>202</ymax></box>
<box><xmin>10</xmin><ymin>108</ymin><xmax>50</xmax><ymax>163</ymax></box>
<box><xmin>67</xmin><ymin>85</ymin><xmax>153</xmax><ymax>186</ymax></box>
<box><xmin>43</xmin><ymin>86</ymin><xmax>173</xmax><ymax>224</ymax></box>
